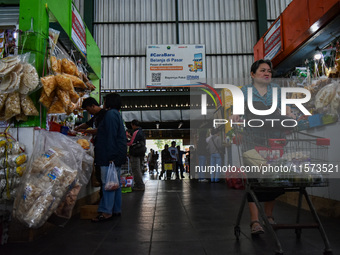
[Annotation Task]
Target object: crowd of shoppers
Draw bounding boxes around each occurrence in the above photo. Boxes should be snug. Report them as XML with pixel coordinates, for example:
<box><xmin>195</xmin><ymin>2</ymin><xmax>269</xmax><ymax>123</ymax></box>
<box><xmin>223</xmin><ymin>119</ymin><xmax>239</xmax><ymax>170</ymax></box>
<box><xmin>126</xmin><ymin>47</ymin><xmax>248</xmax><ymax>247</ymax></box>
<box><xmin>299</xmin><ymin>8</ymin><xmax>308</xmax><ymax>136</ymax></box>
<box><xmin>84</xmin><ymin>60</ymin><xmax>285</xmax><ymax>237</ymax></box>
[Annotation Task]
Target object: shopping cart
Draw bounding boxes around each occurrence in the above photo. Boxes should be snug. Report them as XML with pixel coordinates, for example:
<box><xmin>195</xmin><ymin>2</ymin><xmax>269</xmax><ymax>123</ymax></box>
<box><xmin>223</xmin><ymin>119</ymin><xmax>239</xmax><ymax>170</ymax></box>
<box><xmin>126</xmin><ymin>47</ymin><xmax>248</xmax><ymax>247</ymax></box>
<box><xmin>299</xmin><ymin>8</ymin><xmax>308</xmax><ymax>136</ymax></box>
<box><xmin>233</xmin><ymin>125</ymin><xmax>332</xmax><ymax>255</ymax></box>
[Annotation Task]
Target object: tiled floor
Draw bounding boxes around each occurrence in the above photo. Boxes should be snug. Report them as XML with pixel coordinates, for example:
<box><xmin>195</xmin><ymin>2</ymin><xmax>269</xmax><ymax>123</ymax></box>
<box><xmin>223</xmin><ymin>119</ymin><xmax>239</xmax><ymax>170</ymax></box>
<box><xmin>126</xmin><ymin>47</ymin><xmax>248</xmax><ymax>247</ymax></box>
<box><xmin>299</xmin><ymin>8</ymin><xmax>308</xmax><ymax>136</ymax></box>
<box><xmin>1</xmin><ymin>172</ymin><xmax>340</xmax><ymax>255</ymax></box>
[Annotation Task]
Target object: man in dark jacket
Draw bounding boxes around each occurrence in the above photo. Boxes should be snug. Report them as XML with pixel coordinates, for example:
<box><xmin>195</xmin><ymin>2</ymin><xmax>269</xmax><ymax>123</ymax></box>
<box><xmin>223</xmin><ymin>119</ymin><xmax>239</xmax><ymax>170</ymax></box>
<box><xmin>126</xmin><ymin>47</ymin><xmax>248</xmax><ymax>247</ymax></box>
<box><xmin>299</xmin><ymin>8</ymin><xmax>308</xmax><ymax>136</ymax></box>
<box><xmin>75</xmin><ymin>97</ymin><xmax>106</xmax><ymax>196</ymax></box>
<box><xmin>75</xmin><ymin>97</ymin><xmax>106</xmax><ymax>138</ymax></box>
<box><xmin>159</xmin><ymin>144</ymin><xmax>171</xmax><ymax>179</ymax></box>
<box><xmin>92</xmin><ymin>93</ymin><xmax>127</xmax><ymax>222</ymax></box>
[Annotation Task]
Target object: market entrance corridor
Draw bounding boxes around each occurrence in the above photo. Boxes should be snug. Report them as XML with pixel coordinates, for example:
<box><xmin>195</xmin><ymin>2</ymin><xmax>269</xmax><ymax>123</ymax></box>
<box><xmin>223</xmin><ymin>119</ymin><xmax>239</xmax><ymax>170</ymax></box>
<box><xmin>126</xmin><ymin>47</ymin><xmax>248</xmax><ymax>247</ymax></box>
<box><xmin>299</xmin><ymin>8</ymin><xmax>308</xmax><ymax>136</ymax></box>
<box><xmin>2</xmin><ymin>175</ymin><xmax>340</xmax><ymax>255</ymax></box>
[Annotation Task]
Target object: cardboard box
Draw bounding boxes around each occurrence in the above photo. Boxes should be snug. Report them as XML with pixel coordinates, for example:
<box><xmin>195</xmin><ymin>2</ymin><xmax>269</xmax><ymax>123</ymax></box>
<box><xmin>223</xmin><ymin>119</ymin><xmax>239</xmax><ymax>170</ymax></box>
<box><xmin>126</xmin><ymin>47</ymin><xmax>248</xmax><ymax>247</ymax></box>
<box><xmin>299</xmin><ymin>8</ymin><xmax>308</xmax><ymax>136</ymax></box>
<box><xmin>80</xmin><ymin>205</ymin><xmax>98</xmax><ymax>220</ymax></box>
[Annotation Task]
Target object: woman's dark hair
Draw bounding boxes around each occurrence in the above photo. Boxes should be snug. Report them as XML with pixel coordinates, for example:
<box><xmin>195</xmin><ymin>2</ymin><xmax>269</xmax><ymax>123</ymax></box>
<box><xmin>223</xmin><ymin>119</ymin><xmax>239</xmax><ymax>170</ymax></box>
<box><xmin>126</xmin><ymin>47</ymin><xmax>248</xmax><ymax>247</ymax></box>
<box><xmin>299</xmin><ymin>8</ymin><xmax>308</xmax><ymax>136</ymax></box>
<box><xmin>104</xmin><ymin>93</ymin><xmax>122</xmax><ymax>110</ymax></box>
<box><xmin>250</xmin><ymin>59</ymin><xmax>273</xmax><ymax>74</ymax></box>
<box><xmin>81</xmin><ymin>97</ymin><xmax>99</xmax><ymax>109</ymax></box>
<box><xmin>211</xmin><ymin>128</ymin><xmax>219</xmax><ymax>135</ymax></box>
<box><xmin>131</xmin><ymin>119</ymin><xmax>140</xmax><ymax>127</ymax></box>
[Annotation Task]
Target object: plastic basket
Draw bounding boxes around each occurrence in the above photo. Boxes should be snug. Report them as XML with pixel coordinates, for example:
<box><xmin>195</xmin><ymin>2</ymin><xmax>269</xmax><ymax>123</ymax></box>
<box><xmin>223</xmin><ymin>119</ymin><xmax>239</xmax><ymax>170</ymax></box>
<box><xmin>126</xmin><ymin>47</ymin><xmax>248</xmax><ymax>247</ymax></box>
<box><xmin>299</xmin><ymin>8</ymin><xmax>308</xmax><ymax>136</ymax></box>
<box><xmin>49</xmin><ymin>121</ymin><xmax>62</xmax><ymax>132</ymax></box>
<box><xmin>60</xmin><ymin>126</ymin><xmax>69</xmax><ymax>135</ymax></box>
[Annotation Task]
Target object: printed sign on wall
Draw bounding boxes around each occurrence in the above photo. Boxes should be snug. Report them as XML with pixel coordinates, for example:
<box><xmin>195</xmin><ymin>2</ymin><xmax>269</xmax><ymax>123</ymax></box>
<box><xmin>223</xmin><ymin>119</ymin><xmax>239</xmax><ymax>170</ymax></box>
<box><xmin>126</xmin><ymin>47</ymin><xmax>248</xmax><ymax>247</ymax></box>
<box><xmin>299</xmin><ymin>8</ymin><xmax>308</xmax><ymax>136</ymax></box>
<box><xmin>264</xmin><ymin>18</ymin><xmax>282</xmax><ymax>60</ymax></box>
<box><xmin>71</xmin><ymin>4</ymin><xmax>86</xmax><ymax>56</ymax></box>
<box><xmin>146</xmin><ymin>45</ymin><xmax>206</xmax><ymax>87</ymax></box>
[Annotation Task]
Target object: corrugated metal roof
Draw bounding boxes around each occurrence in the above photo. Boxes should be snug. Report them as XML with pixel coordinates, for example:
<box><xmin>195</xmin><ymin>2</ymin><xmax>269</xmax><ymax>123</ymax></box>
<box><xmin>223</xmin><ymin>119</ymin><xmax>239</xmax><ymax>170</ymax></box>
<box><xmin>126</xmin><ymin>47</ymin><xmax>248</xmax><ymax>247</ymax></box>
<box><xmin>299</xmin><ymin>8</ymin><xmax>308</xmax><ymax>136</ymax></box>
<box><xmin>179</xmin><ymin>22</ymin><xmax>257</xmax><ymax>54</ymax></box>
<box><xmin>178</xmin><ymin>0</ymin><xmax>256</xmax><ymax>20</ymax></box>
<box><xmin>95</xmin><ymin>23</ymin><xmax>177</xmax><ymax>55</ymax></box>
<box><xmin>94</xmin><ymin>0</ymin><xmax>258</xmax><ymax>22</ymax></box>
<box><xmin>95</xmin><ymin>0</ymin><xmax>292</xmax><ymax>90</ymax></box>
<box><xmin>206</xmin><ymin>55</ymin><xmax>253</xmax><ymax>85</ymax></box>
<box><xmin>94</xmin><ymin>0</ymin><xmax>176</xmax><ymax>22</ymax></box>
<box><xmin>0</xmin><ymin>7</ymin><xmax>19</xmax><ymax>27</ymax></box>
<box><xmin>96</xmin><ymin>21</ymin><xmax>257</xmax><ymax>56</ymax></box>
<box><xmin>266</xmin><ymin>0</ymin><xmax>293</xmax><ymax>21</ymax></box>
<box><xmin>101</xmin><ymin>57</ymin><xmax>146</xmax><ymax>89</ymax></box>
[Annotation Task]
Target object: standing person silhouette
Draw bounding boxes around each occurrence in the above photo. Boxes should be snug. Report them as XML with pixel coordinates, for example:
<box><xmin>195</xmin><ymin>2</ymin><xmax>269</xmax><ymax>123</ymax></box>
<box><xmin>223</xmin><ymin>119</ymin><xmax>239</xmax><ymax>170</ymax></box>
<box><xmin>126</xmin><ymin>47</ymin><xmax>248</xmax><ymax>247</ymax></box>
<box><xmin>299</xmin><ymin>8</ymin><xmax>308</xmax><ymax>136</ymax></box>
<box><xmin>168</xmin><ymin>141</ymin><xmax>179</xmax><ymax>179</ymax></box>
<box><xmin>232</xmin><ymin>59</ymin><xmax>295</xmax><ymax>234</ymax></box>
<box><xmin>92</xmin><ymin>93</ymin><xmax>127</xmax><ymax>222</ymax></box>
<box><xmin>75</xmin><ymin>97</ymin><xmax>106</xmax><ymax>198</ymax></box>
<box><xmin>128</xmin><ymin>120</ymin><xmax>146</xmax><ymax>191</ymax></box>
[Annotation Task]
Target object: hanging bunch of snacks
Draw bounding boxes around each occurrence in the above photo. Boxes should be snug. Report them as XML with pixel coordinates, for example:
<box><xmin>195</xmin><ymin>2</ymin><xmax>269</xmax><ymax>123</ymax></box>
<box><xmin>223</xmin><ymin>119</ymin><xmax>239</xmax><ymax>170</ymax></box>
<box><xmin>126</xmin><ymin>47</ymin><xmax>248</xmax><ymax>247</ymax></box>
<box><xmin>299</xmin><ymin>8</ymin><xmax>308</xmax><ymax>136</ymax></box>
<box><xmin>40</xmin><ymin>39</ymin><xmax>96</xmax><ymax>116</ymax></box>
<box><xmin>39</xmin><ymin>56</ymin><xmax>95</xmax><ymax>115</ymax></box>
<box><xmin>0</xmin><ymin>129</ymin><xmax>28</xmax><ymax>202</ymax></box>
<box><xmin>0</xmin><ymin>55</ymin><xmax>40</xmax><ymax>122</ymax></box>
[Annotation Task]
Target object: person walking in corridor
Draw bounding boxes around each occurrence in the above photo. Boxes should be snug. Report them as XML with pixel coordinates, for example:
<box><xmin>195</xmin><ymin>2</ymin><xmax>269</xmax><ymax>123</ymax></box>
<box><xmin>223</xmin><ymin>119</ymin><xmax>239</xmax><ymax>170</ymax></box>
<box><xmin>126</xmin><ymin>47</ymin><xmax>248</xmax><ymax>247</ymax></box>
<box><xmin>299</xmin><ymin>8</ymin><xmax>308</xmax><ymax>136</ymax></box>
<box><xmin>177</xmin><ymin>145</ymin><xmax>186</xmax><ymax>179</ymax></box>
<box><xmin>168</xmin><ymin>141</ymin><xmax>179</xmax><ymax>179</ymax></box>
<box><xmin>128</xmin><ymin>119</ymin><xmax>146</xmax><ymax>191</ymax></box>
<box><xmin>159</xmin><ymin>144</ymin><xmax>171</xmax><ymax>179</ymax></box>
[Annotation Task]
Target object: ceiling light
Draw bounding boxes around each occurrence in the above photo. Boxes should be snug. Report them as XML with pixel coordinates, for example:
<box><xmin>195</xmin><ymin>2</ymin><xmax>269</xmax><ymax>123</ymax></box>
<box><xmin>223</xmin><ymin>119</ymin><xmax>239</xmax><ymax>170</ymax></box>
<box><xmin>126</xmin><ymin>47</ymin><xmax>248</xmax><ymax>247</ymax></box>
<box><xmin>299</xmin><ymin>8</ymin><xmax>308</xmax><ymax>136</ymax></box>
<box><xmin>314</xmin><ymin>47</ymin><xmax>323</xmax><ymax>60</ymax></box>
<box><xmin>156</xmin><ymin>122</ymin><xmax>160</xmax><ymax>129</ymax></box>
<box><xmin>178</xmin><ymin>122</ymin><xmax>183</xmax><ymax>129</ymax></box>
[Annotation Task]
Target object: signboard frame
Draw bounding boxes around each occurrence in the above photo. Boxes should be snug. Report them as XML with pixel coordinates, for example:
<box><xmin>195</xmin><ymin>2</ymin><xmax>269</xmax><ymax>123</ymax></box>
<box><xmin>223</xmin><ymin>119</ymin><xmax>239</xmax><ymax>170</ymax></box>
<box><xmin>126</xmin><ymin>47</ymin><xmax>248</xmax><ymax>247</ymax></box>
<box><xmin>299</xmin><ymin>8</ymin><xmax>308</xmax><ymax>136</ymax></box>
<box><xmin>146</xmin><ymin>44</ymin><xmax>206</xmax><ymax>87</ymax></box>
<box><xmin>264</xmin><ymin>17</ymin><xmax>283</xmax><ymax>60</ymax></box>
<box><xmin>71</xmin><ymin>3</ymin><xmax>86</xmax><ymax>56</ymax></box>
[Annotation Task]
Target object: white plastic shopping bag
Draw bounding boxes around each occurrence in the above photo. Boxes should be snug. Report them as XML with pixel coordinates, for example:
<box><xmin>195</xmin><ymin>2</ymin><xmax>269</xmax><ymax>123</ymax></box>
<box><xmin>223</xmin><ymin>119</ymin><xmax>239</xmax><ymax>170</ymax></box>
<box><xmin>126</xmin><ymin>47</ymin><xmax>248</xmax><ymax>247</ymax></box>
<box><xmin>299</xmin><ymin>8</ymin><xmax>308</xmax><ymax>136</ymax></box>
<box><xmin>105</xmin><ymin>162</ymin><xmax>119</xmax><ymax>191</ymax></box>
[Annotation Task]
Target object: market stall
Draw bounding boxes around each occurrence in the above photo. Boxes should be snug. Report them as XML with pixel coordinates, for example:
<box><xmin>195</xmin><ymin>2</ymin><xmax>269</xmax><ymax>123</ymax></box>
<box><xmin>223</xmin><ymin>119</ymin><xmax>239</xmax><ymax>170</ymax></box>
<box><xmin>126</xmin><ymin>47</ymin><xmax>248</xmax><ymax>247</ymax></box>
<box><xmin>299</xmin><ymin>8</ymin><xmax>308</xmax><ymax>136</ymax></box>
<box><xmin>0</xmin><ymin>0</ymin><xmax>101</xmax><ymax>244</ymax></box>
<box><xmin>251</xmin><ymin>0</ymin><xmax>340</xmax><ymax>194</ymax></box>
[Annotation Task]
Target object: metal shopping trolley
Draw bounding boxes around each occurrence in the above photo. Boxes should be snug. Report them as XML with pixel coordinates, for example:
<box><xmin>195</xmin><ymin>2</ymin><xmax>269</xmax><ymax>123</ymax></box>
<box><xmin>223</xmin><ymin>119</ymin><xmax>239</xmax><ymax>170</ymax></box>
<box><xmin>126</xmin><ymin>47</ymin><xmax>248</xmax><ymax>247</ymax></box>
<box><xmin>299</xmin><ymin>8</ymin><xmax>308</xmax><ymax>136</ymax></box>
<box><xmin>233</xmin><ymin>125</ymin><xmax>332</xmax><ymax>255</ymax></box>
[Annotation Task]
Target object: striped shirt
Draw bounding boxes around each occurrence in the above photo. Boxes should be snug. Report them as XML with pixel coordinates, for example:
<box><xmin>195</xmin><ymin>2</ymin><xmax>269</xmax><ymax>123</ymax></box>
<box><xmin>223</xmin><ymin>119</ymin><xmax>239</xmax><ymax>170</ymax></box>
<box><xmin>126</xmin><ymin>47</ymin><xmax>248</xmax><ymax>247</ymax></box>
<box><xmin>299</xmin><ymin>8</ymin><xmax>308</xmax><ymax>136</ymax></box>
<box><xmin>241</xmin><ymin>83</ymin><xmax>281</xmax><ymax>110</ymax></box>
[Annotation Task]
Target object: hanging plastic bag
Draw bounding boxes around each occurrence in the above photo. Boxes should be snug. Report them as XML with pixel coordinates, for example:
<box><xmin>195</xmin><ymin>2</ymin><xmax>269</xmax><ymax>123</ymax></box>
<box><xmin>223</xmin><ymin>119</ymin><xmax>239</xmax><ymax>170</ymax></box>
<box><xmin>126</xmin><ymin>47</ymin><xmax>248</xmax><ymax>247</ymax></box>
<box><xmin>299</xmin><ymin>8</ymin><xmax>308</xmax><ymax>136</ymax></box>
<box><xmin>105</xmin><ymin>162</ymin><xmax>119</xmax><ymax>191</ymax></box>
<box><xmin>12</xmin><ymin>129</ymin><xmax>94</xmax><ymax>228</ymax></box>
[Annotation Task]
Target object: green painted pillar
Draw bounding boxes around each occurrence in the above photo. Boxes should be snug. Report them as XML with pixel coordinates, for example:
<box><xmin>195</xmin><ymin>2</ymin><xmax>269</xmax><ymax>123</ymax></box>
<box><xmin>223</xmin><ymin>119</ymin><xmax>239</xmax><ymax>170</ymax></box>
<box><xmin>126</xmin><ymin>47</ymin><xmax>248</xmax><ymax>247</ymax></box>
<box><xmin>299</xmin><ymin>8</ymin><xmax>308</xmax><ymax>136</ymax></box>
<box><xmin>256</xmin><ymin>0</ymin><xmax>268</xmax><ymax>39</ymax></box>
<box><xmin>19</xmin><ymin>0</ymin><xmax>49</xmax><ymax>76</ymax></box>
<box><xmin>18</xmin><ymin>0</ymin><xmax>50</xmax><ymax>127</ymax></box>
